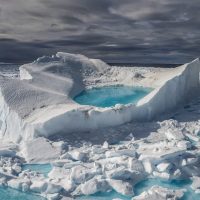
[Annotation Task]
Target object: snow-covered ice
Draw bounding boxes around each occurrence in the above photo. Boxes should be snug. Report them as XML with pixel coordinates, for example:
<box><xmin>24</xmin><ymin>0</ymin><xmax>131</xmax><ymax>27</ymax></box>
<box><xmin>0</xmin><ymin>53</ymin><xmax>200</xmax><ymax>199</ymax></box>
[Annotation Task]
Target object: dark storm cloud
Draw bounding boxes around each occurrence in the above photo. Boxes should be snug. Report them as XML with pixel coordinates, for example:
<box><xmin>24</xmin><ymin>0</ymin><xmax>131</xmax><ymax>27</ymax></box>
<box><xmin>0</xmin><ymin>0</ymin><xmax>200</xmax><ymax>63</ymax></box>
<box><xmin>0</xmin><ymin>38</ymin><xmax>54</xmax><ymax>63</ymax></box>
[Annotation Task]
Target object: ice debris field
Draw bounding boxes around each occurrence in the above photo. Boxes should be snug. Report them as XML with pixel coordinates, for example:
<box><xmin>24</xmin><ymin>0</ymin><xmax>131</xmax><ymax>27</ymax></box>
<box><xmin>0</xmin><ymin>52</ymin><xmax>199</xmax><ymax>200</ymax></box>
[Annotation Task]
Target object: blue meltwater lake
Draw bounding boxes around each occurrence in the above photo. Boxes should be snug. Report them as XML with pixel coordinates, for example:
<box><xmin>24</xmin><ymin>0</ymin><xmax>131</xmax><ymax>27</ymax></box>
<box><xmin>74</xmin><ymin>86</ymin><xmax>152</xmax><ymax>107</ymax></box>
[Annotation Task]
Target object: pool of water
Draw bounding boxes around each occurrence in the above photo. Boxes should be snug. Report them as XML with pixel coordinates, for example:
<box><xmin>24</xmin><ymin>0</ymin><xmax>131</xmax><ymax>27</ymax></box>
<box><xmin>74</xmin><ymin>86</ymin><xmax>152</xmax><ymax>108</ymax></box>
<box><xmin>0</xmin><ymin>186</ymin><xmax>45</xmax><ymax>200</ymax></box>
<box><xmin>22</xmin><ymin>164</ymin><xmax>52</xmax><ymax>177</ymax></box>
<box><xmin>76</xmin><ymin>178</ymin><xmax>200</xmax><ymax>200</ymax></box>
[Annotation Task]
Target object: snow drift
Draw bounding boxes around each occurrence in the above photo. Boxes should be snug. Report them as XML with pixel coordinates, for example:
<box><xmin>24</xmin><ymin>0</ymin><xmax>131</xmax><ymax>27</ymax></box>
<box><xmin>0</xmin><ymin>52</ymin><xmax>199</xmax><ymax>143</ymax></box>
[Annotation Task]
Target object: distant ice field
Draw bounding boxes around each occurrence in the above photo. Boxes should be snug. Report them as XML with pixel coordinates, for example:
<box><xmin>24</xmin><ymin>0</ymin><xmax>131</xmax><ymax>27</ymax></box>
<box><xmin>0</xmin><ymin>63</ymin><xmax>20</xmax><ymax>77</ymax></box>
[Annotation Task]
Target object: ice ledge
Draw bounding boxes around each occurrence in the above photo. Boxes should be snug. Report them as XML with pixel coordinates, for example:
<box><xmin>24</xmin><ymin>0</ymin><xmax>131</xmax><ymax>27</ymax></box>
<box><xmin>0</xmin><ymin>53</ymin><xmax>199</xmax><ymax>142</ymax></box>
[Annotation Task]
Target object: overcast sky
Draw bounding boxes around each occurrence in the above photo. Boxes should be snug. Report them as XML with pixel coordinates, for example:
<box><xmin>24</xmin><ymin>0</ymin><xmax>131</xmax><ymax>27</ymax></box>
<box><xmin>0</xmin><ymin>0</ymin><xmax>200</xmax><ymax>63</ymax></box>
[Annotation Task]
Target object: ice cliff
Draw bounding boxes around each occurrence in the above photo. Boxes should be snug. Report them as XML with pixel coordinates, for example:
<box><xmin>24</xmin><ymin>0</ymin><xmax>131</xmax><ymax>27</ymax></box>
<box><xmin>0</xmin><ymin>52</ymin><xmax>199</xmax><ymax>143</ymax></box>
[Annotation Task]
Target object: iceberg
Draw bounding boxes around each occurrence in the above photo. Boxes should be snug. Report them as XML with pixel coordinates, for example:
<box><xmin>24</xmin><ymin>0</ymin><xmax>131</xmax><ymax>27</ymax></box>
<box><xmin>0</xmin><ymin>52</ymin><xmax>199</xmax><ymax>143</ymax></box>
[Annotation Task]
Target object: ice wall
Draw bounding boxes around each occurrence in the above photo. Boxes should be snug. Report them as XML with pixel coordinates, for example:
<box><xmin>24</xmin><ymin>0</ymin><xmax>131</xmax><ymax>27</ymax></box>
<box><xmin>134</xmin><ymin>58</ymin><xmax>200</xmax><ymax>120</ymax></box>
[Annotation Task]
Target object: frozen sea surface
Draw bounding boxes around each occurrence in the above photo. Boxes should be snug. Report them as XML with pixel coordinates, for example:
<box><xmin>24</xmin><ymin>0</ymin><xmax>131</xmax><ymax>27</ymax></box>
<box><xmin>74</xmin><ymin>86</ymin><xmax>152</xmax><ymax>107</ymax></box>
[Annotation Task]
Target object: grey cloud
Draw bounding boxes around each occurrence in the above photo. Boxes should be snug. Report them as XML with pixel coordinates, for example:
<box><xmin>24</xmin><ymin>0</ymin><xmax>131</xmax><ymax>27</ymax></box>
<box><xmin>0</xmin><ymin>0</ymin><xmax>199</xmax><ymax>64</ymax></box>
<box><xmin>0</xmin><ymin>38</ymin><xmax>54</xmax><ymax>63</ymax></box>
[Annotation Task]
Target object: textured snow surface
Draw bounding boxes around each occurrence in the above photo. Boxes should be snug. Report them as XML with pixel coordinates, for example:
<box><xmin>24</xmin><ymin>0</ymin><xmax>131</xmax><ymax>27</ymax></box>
<box><xmin>0</xmin><ymin>52</ymin><xmax>199</xmax><ymax>142</ymax></box>
<box><xmin>0</xmin><ymin>82</ymin><xmax>199</xmax><ymax>199</ymax></box>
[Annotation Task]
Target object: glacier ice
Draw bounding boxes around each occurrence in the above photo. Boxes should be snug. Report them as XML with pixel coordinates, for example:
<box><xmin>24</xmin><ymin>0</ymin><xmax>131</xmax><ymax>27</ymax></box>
<box><xmin>0</xmin><ymin>52</ymin><xmax>199</xmax><ymax>143</ymax></box>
